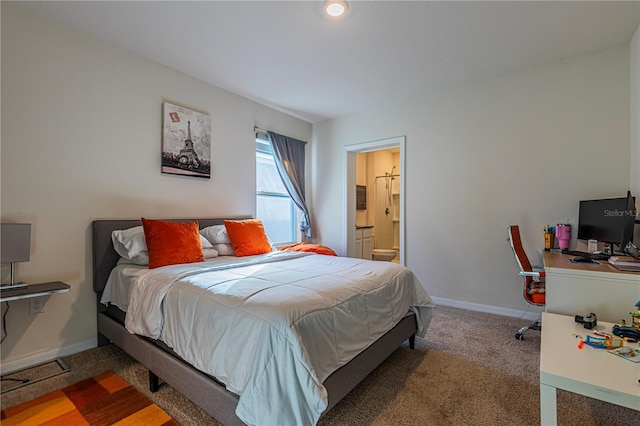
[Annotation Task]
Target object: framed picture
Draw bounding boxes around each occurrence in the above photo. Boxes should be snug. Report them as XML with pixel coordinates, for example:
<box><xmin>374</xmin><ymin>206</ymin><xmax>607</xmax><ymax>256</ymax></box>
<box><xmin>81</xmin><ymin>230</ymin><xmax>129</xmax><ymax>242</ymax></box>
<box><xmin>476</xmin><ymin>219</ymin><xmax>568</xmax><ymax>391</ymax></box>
<box><xmin>356</xmin><ymin>185</ymin><xmax>367</xmax><ymax>210</ymax></box>
<box><xmin>162</xmin><ymin>101</ymin><xmax>211</xmax><ymax>179</ymax></box>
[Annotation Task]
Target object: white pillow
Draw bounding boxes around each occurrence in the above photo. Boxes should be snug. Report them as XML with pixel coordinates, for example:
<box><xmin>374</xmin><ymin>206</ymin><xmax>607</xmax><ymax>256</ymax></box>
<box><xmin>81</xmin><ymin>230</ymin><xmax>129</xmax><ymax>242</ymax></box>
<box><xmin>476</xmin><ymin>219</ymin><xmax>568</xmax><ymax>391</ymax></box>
<box><xmin>112</xmin><ymin>225</ymin><xmax>214</xmax><ymax>265</ymax></box>
<box><xmin>202</xmin><ymin>248</ymin><xmax>219</xmax><ymax>259</ymax></box>
<box><xmin>211</xmin><ymin>243</ymin><xmax>235</xmax><ymax>256</ymax></box>
<box><xmin>112</xmin><ymin>226</ymin><xmax>147</xmax><ymax>260</ymax></box>
<box><xmin>200</xmin><ymin>234</ymin><xmax>213</xmax><ymax>248</ymax></box>
<box><xmin>128</xmin><ymin>251</ymin><xmax>150</xmax><ymax>265</ymax></box>
<box><xmin>200</xmin><ymin>225</ymin><xmax>230</xmax><ymax>244</ymax></box>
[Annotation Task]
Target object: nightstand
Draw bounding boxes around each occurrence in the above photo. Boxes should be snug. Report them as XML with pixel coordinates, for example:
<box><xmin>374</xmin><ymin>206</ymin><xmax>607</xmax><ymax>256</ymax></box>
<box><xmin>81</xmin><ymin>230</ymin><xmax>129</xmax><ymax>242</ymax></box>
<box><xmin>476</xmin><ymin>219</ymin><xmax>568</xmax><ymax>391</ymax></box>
<box><xmin>1</xmin><ymin>281</ymin><xmax>71</xmax><ymax>393</ymax></box>
<box><xmin>0</xmin><ymin>281</ymin><xmax>70</xmax><ymax>302</ymax></box>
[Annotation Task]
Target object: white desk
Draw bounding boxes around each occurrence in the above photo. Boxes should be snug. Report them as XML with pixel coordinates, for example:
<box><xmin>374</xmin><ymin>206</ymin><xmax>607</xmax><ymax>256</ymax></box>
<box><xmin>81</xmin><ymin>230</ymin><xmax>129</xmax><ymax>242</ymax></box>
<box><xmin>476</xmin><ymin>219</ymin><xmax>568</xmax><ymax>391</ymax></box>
<box><xmin>543</xmin><ymin>252</ymin><xmax>640</xmax><ymax>323</ymax></box>
<box><xmin>539</xmin><ymin>313</ymin><xmax>640</xmax><ymax>425</ymax></box>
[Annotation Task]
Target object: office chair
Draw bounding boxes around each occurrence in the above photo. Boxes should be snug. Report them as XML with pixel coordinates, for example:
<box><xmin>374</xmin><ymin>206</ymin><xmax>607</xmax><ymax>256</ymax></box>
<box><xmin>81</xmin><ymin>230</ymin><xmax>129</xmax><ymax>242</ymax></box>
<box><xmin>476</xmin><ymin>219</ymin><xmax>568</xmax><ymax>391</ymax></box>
<box><xmin>507</xmin><ymin>225</ymin><xmax>546</xmax><ymax>340</ymax></box>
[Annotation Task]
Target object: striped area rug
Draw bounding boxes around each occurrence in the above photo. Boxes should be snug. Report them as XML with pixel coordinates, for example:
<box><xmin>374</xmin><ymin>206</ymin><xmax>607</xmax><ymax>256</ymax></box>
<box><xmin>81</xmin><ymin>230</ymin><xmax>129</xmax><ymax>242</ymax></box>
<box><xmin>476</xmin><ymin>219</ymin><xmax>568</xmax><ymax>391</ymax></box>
<box><xmin>0</xmin><ymin>371</ymin><xmax>178</xmax><ymax>425</ymax></box>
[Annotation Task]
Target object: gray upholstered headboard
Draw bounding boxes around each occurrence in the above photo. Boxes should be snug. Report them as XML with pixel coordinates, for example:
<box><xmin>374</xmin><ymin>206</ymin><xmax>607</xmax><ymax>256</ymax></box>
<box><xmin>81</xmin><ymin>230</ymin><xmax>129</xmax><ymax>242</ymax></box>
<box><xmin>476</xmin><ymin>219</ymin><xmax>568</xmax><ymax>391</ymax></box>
<box><xmin>92</xmin><ymin>218</ymin><xmax>251</xmax><ymax>295</ymax></box>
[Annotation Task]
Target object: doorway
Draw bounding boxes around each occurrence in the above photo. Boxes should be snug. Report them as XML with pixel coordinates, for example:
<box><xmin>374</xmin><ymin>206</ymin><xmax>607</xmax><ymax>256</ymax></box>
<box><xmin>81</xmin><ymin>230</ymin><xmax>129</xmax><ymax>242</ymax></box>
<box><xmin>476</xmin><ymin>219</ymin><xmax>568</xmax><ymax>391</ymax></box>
<box><xmin>344</xmin><ymin>136</ymin><xmax>405</xmax><ymax>264</ymax></box>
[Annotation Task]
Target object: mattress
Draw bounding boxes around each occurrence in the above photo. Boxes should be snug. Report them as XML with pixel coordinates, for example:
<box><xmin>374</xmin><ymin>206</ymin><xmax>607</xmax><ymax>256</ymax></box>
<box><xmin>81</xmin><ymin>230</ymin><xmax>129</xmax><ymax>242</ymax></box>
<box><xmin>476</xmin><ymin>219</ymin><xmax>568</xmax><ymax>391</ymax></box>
<box><xmin>101</xmin><ymin>255</ymin><xmax>245</xmax><ymax>312</ymax></box>
<box><xmin>103</xmin><ymin>251</ymin><xmax>434</xmax><ymax>425</ymax></box>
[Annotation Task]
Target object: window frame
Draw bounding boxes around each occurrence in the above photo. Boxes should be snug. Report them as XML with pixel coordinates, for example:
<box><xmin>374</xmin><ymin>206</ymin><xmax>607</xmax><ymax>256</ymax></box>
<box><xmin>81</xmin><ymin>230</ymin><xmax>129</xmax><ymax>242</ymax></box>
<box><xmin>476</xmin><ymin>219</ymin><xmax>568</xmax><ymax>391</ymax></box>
<box><xmin>256</xmin><ymin>137</ymin><xmax>299</xmax><ymax>246</ymax></box>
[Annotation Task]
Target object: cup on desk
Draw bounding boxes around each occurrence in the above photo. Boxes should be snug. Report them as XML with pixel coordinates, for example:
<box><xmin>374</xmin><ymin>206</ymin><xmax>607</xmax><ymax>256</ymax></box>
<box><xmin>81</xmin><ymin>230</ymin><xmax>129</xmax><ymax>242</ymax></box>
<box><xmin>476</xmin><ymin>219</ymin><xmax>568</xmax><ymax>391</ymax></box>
<box><xmin>556</xmin><ymin>224</ymin><xmax>571</xmax><ymax>251</ymax></box>
<box><xmin>544</xmin><ymin>232</ymin><xmax>554</xmax><ymax>251</ymax></box>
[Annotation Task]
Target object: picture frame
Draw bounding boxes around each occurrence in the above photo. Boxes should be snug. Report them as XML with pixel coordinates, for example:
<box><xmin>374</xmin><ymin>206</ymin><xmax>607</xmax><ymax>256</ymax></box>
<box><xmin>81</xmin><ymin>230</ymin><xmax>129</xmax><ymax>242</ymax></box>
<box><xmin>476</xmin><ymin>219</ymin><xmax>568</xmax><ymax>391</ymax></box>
<box><xmin>162</xmin><ymin>101</ymin><xmax>211</xmax><ymax>179</ymax></box>
<box><xmin>356</xmin><ymin>185</ymin><xmax>367</xmax><ymax>210</ymax></box>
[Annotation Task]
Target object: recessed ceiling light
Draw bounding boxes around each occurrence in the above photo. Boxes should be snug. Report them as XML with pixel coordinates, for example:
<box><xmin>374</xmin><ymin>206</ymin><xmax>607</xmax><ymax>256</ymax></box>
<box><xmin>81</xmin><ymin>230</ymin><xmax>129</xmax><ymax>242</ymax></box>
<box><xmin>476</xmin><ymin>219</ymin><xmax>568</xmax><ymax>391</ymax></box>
<box><xmin>324</xmin><ymin>0</ymin><xmax>348</xmax><ymax>17</ymax></box>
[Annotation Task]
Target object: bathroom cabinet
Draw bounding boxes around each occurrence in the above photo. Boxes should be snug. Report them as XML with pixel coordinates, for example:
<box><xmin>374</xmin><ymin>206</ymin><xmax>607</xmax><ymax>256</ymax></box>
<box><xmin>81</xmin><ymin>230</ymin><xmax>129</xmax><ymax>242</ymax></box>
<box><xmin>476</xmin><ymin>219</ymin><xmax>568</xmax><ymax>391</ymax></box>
<box><xmin>355</xmin><ymin>227</ymin><xmax>373</xmax><ymax>260</ymax></box>
<box><xmin>355</xmin><ymin>230</ymin><xmax>362</xmax><ymax>258</ymax></box>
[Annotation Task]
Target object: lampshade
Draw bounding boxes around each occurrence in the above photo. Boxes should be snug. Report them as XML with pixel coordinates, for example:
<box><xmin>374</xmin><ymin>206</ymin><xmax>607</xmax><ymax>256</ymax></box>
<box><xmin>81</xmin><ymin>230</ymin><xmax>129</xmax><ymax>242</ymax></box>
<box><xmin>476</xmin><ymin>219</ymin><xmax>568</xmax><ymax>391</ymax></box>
<box><xmin>1</xmin><ymin>223</ymin><xmax>31</xmax><ymax>263</ymax></box>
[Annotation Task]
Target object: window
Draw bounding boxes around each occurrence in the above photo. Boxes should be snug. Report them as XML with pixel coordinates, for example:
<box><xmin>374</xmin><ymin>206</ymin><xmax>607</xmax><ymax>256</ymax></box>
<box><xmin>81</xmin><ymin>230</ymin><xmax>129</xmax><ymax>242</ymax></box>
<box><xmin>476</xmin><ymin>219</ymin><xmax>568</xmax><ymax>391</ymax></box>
<box><xmin>256</xmin><ymin>137</ymin><xmax>298</xmax><ymax>245</ymax></box>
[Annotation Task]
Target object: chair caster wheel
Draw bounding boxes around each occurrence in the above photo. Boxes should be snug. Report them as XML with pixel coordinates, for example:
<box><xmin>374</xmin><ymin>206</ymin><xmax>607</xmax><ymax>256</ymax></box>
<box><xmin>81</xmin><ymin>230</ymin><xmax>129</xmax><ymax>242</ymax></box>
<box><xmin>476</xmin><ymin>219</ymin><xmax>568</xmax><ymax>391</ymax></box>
<box><xmin>515</xmin><ymin>332</ymin><xmax>524</xmax><ymax>340</ymax></box>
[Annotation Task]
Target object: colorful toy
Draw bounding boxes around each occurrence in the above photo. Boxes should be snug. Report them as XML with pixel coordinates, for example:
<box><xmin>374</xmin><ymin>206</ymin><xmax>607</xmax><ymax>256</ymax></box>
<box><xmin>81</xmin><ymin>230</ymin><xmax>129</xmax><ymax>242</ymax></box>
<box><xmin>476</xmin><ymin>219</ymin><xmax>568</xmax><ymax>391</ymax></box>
<box><xmin>583</xmin><ymin>334</ymin><xmax>624</xmax><ymax>349</ymax></box>
<box><xmin>631</xmin><ymin>300</ymin><xmax>640</xmax><ymax>330</ymax></box>
<box><xmin>573</xmin><ymin>331</ymin><xmax>624</xmax><ymax>350</ymax></box>
<box><xmin>613</xmin><ymin>324</ymin><xmax>640</xmax><ymax>342</ymax></box>
<box><xmin>612</xmin><ymin>300</ymin><xmax>640</xmax><ymax>342</ymax></box>
<box><xmin>575</xmin><ymin>313</ymin><xmax>597</xmax><ymax>329</ymax></box>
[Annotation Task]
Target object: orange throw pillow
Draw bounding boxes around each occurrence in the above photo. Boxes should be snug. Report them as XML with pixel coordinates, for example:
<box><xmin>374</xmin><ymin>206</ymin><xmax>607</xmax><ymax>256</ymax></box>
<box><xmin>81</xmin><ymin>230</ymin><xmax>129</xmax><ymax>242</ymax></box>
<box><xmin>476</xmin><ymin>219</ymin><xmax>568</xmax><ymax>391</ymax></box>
<box><xmin>141</xmin><ymin>218</ymin><xmax>204</xmax><ymax>268</ymax></box>
<box><xmin>223</xmin><ymin>219</ymin><xmax>272</xmax><ymax>257</ymax></box>
<box><xmin>280</xmin><ymin>243</ymin><xmax>337</xmax><ymax>256</ymax></box>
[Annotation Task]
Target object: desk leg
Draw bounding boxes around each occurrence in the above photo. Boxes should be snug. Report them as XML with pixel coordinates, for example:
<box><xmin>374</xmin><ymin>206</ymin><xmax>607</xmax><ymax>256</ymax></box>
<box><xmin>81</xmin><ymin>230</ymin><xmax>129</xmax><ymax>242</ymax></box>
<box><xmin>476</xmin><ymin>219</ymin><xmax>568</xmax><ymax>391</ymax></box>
<box><xmin>0</xmin><ymin>358</ymin><xmax>70</xmax><ymax>394</ymax></box>
<box><xmin>540</xmin><ymin>383</ymin><xmax>557</xmax><ymax>426</ymax></box>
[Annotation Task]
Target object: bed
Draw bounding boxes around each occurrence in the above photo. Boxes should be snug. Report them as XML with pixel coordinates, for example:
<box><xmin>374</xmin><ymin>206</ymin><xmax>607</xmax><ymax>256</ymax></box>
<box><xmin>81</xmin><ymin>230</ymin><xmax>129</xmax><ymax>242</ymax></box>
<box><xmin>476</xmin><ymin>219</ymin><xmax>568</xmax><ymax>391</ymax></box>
<box><xmin>92</xmin><ymin>218</ymin><xmax>435</xmax><ymax>426</ymax></box>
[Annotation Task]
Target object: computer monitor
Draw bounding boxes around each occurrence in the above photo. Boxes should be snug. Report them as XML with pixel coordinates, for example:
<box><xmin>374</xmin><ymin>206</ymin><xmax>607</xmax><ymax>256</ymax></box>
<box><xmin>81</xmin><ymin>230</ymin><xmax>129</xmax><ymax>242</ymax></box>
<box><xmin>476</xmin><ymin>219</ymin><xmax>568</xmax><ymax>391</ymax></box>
<box><xmin>577</xmin><ymin>195</ymin><xmax>633</xmax><ymax>251</ymax></box>
<box><xmin>619</xmin><ymin>191</ymin><xmax>637</xmax><ymax>254</ymax></box>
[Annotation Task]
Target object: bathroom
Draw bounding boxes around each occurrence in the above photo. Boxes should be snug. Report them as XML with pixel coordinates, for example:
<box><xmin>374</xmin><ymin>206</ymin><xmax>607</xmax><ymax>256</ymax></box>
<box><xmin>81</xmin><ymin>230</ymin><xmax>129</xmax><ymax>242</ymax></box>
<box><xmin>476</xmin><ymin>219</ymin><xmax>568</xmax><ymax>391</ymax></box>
<box><xmin>355</xmin><ymin>148</ymin><xmax>400</xmax><ymax>262</ymax></box>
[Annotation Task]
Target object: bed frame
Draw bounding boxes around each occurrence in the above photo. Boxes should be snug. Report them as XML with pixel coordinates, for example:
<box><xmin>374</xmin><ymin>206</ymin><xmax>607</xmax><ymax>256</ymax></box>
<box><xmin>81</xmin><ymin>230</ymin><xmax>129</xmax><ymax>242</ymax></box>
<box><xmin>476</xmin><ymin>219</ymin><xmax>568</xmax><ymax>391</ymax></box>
<box><xmin>92</xmin><ymin>218</ymin><xmax>417</xmax><ymax>425</ymax></box>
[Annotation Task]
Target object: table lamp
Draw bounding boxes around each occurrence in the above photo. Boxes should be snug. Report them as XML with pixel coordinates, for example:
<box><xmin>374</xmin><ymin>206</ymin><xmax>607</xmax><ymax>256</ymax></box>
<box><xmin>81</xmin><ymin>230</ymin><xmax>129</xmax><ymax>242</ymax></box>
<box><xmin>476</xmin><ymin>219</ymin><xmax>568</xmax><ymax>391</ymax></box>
<box><xmin>1</xmin><ymin>223</ymin><xmax>31</xmax><ymax>290</ymax></box>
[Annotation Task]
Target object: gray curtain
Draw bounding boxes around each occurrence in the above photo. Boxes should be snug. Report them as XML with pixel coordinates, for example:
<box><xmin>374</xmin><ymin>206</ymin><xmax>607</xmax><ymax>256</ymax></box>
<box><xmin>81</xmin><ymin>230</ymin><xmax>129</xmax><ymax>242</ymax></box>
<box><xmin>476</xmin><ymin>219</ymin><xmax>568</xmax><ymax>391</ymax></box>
<box><xmin>267</xmin><ymin>131</ymin><xmax>311</xmax><ymax>239</ymax></box>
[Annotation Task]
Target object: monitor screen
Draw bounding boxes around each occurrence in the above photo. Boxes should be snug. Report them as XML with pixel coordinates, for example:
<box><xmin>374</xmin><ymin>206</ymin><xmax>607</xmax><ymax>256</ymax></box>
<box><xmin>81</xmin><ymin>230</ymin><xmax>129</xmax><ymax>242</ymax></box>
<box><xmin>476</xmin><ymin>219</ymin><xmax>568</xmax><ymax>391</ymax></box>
<box><xmin>619</xmin><ymin>191</ymin><xmax>637</xmax><ymax>253</ymax></box>
<box><xmin>577</xmin><ymin>196</ymin><xmax>631</xmax><ymax>246</ymax></box>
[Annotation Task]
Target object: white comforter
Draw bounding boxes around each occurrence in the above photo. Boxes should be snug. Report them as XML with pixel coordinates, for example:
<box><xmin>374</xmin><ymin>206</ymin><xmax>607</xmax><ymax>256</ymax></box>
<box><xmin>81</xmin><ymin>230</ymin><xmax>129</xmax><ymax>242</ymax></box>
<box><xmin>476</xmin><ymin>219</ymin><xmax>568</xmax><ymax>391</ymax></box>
<box><xmin>121</xmin><ymin>251</ymin><xmax>435</xmax><ymax>426</ymax></box>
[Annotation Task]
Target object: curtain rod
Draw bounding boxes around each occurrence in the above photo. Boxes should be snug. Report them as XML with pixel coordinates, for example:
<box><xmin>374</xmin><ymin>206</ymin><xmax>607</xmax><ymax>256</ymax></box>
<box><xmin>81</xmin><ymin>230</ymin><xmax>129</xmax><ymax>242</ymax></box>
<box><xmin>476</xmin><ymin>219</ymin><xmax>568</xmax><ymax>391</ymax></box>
<box><xmin>375</xmin><ymin>174</ymin><xmax>400</xmax><ymax>179</ymax></box>
<box><xmin>254</xmin><ymin>125</ymin><xmax>269</xmax><ymax>134</ymax></box>
<box><xmin>253</xmin><ymin>125</ymin><xmax>308</xmax><ymax>144</ymax></box>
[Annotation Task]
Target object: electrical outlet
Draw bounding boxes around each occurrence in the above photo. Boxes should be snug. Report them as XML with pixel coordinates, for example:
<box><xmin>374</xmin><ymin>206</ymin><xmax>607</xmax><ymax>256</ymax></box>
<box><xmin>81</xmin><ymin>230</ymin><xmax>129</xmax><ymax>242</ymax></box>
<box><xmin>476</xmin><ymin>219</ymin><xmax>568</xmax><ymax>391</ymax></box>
<box><xmin>29</xmin><ymin>296</ymin><xmax>46</xmax><ymax>314</ymax></box>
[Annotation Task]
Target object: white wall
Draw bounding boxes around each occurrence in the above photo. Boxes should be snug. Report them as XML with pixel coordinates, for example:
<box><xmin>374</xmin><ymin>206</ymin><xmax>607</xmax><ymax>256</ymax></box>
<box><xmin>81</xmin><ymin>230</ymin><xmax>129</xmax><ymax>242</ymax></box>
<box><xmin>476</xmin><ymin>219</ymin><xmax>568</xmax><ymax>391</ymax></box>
<box><xmin>313</xmin><ymin>45</ymin><xmax>630</xmax><ymax>315</ymax></box>
<box><xmin>0</xmin><ymin>3</ymin><xmax>311</xmax><ymax>369</ymax></box>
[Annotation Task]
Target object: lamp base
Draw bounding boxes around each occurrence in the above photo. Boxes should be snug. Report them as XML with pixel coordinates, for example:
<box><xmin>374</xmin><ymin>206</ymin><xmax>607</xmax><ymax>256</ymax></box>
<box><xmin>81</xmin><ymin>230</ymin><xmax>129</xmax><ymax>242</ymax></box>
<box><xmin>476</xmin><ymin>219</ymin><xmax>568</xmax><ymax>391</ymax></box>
<box><xmin>0</xmin><ymin>283</ymin><xmax>28</xmax><ymax>291</ymax></box>
<box><xmin>3</xmin><ymin>262</ymin><xmax>27</xmax><ymax>291</ymax></box>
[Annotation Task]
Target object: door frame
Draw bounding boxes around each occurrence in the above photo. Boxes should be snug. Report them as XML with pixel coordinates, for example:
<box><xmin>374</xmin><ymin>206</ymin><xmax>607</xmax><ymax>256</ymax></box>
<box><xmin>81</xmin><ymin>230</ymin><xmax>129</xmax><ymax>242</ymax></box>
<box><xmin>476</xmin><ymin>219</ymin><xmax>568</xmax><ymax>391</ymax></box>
<box><xmin>344</xmin><ymin>136</ymin><xmax>405</xmax><ymax>264</ymax></box>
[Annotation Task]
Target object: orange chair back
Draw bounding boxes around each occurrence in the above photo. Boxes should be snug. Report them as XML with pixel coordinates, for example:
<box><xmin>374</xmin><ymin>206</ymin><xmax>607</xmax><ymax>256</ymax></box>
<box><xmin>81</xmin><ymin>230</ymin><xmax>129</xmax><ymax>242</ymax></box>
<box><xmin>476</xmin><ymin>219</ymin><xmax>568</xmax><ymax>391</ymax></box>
<box><xmin>508</xmin><ymin>225</ymin><xmax>545</xmax><ymax>305</ymax></box>
<box><xmin>508</xmin><ymin>225</ymin><xmax>533</xmax><ymax>273</ymax></box>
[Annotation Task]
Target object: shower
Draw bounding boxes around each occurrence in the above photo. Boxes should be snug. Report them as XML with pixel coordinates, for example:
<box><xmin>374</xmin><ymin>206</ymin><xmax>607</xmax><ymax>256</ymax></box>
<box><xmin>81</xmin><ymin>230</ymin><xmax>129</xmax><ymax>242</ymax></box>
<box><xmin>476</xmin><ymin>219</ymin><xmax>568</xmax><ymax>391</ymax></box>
<box><xmin>378</xmin><ymin>165</ymin><xmax>398</xmax><ymax>215</ymax></box>
<box><xmin>373</xmin><ymin>162</ymin><xmax>400</xmax><ymax>262</ymax></box>
<box><xmin>384</xmin><ymin>165</ymin><xmax>396</xmax><ymax>213</ymax></box>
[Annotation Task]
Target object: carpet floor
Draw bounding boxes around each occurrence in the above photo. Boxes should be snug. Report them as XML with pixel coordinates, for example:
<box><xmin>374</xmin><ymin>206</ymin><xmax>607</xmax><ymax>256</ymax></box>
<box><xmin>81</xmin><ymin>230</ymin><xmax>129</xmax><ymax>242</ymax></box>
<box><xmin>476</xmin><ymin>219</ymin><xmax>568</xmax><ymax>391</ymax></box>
<box><xmin>1</xmin><ymin>370</ymin><xmax>177</xmax><ymax>425</ymax></box>
<box><xmin>1</xmin><ymin>305</ymin><xmax>638</xmax><ymax>425</ymax></box>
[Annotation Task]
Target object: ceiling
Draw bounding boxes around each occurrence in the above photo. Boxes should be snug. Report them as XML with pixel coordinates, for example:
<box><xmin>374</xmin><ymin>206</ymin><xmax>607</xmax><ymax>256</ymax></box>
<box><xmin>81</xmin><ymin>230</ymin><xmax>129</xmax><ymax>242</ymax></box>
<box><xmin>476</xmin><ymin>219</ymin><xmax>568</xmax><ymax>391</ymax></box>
<box><xmin>17</xmin><ymin>1</ymin><xmax>640</xmax><ymax>123</ymax></box>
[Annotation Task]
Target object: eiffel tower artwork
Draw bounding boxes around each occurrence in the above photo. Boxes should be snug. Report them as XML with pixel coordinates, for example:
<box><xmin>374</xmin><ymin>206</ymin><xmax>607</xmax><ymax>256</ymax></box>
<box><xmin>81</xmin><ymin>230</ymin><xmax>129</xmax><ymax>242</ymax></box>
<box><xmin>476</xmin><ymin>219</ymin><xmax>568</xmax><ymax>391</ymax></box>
<box><xmin>178</xmin><ymin>121</ymin><xmax>200</xmax><ymax>168</ymax></box>
<box><xmin>162</xmin><ymin>102</ymin><xmax>211</xmax><ymax>179</ymax></box>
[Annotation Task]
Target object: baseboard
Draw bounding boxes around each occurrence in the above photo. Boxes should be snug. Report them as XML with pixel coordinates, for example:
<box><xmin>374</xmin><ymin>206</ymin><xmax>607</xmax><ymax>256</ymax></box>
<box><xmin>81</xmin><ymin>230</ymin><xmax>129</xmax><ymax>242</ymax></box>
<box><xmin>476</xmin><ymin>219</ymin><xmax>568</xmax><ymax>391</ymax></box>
<box><xmin>431</xmin><ymin>296</ymin><xmax>543</xmax><ymax>322</ymax></box>
<box><xmin>1</xmin><ymin>338</ymin><xmax>97</xmax><ymax>375</ymax></box>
